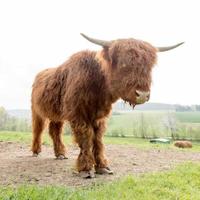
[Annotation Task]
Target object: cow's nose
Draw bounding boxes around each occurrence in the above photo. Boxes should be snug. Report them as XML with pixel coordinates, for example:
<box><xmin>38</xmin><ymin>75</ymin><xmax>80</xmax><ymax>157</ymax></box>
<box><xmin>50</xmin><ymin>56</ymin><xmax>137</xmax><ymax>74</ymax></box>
<box><xmin>135</xmin><ymin>90</ymin><xmax>150</xmax><ymax>104</ymax></box>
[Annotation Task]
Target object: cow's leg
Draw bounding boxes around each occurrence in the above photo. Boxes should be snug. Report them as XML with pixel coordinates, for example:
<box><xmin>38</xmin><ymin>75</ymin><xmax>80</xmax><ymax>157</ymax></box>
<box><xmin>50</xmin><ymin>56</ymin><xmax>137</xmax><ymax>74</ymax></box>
<box><xmin>71</xmin><ymin>121</ymin><xmax>95</xmax><ymax>178</ymax></box>
<box><xmin>93</xmin><ymin>119</ymin><xmax>113</xmax><ymax>175</ymax></box>
<box><xmin>49</xmin><ymin>121</ymin><xmax>67</xmax><ymax>159</ymax></box>
<box><xmin>31</xmin><ymin>110</ymin><xmax>46</xmax><ymax>156</ymax></box>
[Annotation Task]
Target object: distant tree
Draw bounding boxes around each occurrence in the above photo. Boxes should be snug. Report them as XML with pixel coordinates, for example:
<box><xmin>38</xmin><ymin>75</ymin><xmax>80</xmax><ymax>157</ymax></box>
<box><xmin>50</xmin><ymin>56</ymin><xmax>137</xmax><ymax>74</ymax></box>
<box><xmin>138</xmin><ymin>113</ymin><xmax>147</xmax><ymax>138</ymax></box>
<box><xmin>175</xmin><ymin>105</ymin><xmax>192</xmax><ymax>112</ymax></box>
<box><xmin>195</xmin><ymin>105</ymin><xmax>200</xmax><ymax>111</ymax></box>
<box><xmin>163</xmin><ymin>112</ymin><xmax>177</xmax><ymax>139</ymax></box>
<box><xmin>0</xmin><ymin>107</ymin><xmax>9</xmax><ymax>130</ymax></box>
<box><xmin>0</xmin><ymin>106</ymin><xmax>31</xmax><ymax>132</ymax></box>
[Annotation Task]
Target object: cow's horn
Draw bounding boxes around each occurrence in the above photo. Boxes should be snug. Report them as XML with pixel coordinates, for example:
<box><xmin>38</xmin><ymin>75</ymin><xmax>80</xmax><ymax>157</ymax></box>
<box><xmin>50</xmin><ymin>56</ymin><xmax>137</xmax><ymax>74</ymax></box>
<box><xmin>157</xmin><ymin>42</ymin><xmax>184</xmax><ymax>52</ymax></box>
<box><xmin>80</xmin><ymin>33</ymin><xmax>111</xmax><ymax>47</ymax></box>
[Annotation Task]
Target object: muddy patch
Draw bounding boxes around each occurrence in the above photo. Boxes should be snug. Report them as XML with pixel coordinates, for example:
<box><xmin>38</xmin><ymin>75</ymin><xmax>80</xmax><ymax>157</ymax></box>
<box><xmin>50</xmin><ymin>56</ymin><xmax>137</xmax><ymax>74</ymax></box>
<box><xmin>0</xmin><ymin>141</ymin><xmax>200</xmax><ymax>187</ymax></box>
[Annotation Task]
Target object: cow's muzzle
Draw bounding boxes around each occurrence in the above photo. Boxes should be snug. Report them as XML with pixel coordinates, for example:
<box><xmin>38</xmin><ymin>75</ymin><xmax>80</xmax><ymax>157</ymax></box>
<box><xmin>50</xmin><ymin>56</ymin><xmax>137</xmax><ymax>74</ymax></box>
<box><xmin>135</xmin><ymin>90</ymin><xmax>150</xmax><ymax>104</ymax></box>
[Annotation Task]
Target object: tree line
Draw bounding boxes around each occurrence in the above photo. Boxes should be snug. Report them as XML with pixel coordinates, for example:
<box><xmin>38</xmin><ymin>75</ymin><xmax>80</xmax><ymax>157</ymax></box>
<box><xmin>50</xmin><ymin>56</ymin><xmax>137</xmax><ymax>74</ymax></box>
<box><xmin>0</xmin><ymin>106</ymin><xmax>71</xmax><ymax>134</ymax></box>
<box><xmin>175</xmin><ymin>105</ymin><xmax>200</xmax><ymax>112</ymax></box>
<box><xmin>0</xmin><ymin>107</ymin><xmax>31</xmax><ymax>132</ymax></box>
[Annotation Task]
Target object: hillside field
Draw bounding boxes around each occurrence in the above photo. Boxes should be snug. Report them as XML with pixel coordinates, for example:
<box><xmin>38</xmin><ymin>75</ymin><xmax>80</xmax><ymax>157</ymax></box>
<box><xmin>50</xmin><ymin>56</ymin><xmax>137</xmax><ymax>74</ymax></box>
<box><xmin>107</xmin><ymin>111</ymin><xmax>200</xmax><ymax>140</ymax></box>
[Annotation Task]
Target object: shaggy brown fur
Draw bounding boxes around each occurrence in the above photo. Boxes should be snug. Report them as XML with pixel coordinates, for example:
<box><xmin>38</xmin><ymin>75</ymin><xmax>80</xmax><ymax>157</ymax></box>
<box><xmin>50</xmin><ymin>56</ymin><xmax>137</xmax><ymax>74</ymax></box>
<box><xmin>174</xmin><ymin>141</ymin><xmax>192</xmax><ymax>148</ymax></box>
<box><xmin>31</xmin><ymin>38</ymin><xmax>157</xmax><ymax>173</ymax></box>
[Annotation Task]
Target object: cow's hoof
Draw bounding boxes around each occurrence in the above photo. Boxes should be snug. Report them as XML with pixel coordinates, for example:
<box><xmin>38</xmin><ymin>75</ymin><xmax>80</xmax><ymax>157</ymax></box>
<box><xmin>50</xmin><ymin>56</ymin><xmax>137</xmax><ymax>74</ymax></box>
<box><xmin>32</xmin><ymin>153</ymin><xmax>39</xmax><ymax>157</ymax></box>
<box><xmin>95</xmin><ymin>167</ymin><xmax>113</xmax><ymax>175</ymax></box>
<box><xmin>56</xmin><ymin>155</ymin><xmax>68</xmax><ymax>160</ymax></box>
<box><xmin>79</xmin><ymin>170</ymin><xmax>95</xmax><ymax>178</ymax></box>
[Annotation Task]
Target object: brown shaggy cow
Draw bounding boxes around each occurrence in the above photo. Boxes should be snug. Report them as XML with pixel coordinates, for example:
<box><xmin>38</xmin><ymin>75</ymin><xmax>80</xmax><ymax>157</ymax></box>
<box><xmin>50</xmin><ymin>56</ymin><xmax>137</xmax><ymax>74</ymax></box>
<box><xmin>31</xmin><ymin>33</ymin><xmax>183</xmax><ymax>178</ymax></box>
<box><xmin>174</xmin><ymin>141</ymin><xmax>192</xmax><ymax>148</ymax></box>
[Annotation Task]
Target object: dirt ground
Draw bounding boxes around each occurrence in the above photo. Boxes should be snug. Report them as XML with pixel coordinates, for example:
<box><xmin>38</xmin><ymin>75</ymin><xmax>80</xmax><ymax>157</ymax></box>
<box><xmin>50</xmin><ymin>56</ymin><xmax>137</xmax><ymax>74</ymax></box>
<box><xmin>0</xmin><ymin>141</ymin><xmax>200</xmax><ymax>187</ymax></box>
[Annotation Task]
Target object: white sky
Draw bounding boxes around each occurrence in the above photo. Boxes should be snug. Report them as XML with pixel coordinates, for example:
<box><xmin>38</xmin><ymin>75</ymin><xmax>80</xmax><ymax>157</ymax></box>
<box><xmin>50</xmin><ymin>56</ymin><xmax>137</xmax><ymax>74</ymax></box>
<box><xmin>0</xmin><ymin>0</ymin><xmax>199</xmax><ymax>109</ymax></box>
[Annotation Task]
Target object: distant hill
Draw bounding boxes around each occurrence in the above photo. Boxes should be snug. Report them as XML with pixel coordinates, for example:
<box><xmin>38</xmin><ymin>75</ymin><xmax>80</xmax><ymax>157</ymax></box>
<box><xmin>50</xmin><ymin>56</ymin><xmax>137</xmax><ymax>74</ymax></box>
<box><xmin>134</xmin><ymin>102</ymin><xmax>175</xmax><ymax>111</ymax></box>
<box><xmin>6</xmin><ymin>102</ymin><xmax>176</xmax><ymax>119</ymax></box>
<box><xmin>7</xmin><ymin>102</ymin><xmax>199</xmax><ymax>119</ymax></box>
<box><xmin>113</xmin><ymin>102</ymin><xmax>176</xmax><ymax>111</ymax></box>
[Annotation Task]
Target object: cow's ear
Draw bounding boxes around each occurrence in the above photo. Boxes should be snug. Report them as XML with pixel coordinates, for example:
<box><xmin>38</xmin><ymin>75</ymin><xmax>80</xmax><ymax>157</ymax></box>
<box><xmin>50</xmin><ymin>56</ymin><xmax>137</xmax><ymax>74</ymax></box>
<box><xmin>101</xmin><ymin>47</ymin><xmax>110</xmax><ymax>62</ymax></box>
<box><xmin>103</xmin><ymin>46</ymin><xmax>118</xmax><ymax>68</ymax></box>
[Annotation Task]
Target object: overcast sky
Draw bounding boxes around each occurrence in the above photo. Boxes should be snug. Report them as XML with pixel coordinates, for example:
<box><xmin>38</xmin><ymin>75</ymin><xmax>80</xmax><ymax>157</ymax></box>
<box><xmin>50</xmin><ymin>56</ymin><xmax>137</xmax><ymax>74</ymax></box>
<box><xmin>0</xmin><ymin>0</ymin><xmax>199</xmax><ymax>109</ymax></box>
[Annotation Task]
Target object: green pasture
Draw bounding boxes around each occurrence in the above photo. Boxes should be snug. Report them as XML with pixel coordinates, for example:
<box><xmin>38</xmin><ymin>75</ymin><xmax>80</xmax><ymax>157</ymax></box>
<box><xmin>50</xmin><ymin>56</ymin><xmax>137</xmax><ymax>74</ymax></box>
<box><xmin>107</xmin><ymin>111</ymin><xmax>200</xmax><ymax>140</ymax></box>
<box><xmin>1</xmin><ymin>131</ymin><xmax>200</xmax><ymax>151</ymax></box>
<box><xmin>0</xmin><ymin>129</ymin><xmax>200</xmax><ymax>199</ymax></box>
<box><xmin>175</xmin><ymin>111</ymin><xmax>200</xmax><ymax>123</ymax></box>
<box><xmin>1</xmin><ymin>110</ymin><xmax>200</xmax><ymax>140</ymax></box>
<box><xmin>0</xmin><ymin>111</ymin><xmax>200</xmax><ymax>200</ymax></box>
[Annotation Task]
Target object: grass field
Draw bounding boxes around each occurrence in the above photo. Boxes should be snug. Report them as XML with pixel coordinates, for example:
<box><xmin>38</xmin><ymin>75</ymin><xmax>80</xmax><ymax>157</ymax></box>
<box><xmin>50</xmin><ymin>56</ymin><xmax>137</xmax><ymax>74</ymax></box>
<box><xmin>1</xmin><ymin>131</ymin><xmax>200</xmax><ymax>152</ymax></box>
<box><xmin>0</xmin><ymin>162</ymin><xmax>200</xmax><ymax>200</ymax></box>
<box><xmin>0</xmin><ymin>131</ymin><xmax>200</xmax><ymax>199</ymax></box>
<box><xmin>175</xmin><ymin>112</ymin><xmax>200</xmax><ymax>123</ymax></box>
<box><xmin>1</xmin><ymin>112</ymin><xmax>200</xmax><ymax>199</ymax></box>
<box><xmin>107</xmin><ymin>111</ymin><xmax>200</xmax><ymax>140</ymax></box>
<box><xmin>0</xmin><ymin>111</ymin><xmax>200</xmax><ymax>200</ymax></box>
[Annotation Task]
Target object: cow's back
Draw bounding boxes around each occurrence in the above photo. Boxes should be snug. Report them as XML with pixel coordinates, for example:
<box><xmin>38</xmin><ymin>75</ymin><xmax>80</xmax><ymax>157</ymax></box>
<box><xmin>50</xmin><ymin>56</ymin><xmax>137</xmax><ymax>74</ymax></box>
<box><xmin>32</xmin><ymin>50</ymin><xmax>110</xmax><ymax>122</ymax></box>
<box><xmin>32</xmin><ymin>65</ymin><xmax>68</xmax><ymax>120</ymax></box>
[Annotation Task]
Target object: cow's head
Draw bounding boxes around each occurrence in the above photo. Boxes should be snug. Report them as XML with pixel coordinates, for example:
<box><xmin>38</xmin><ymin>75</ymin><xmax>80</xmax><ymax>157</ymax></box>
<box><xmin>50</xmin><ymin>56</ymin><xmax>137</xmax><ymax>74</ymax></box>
<box><xmin>81</xmin><ymin>33</ymin><xmax>184</xmax><ymax>107</ymax></box>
